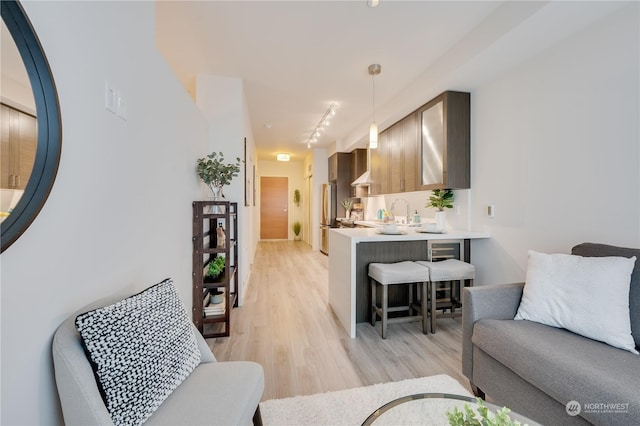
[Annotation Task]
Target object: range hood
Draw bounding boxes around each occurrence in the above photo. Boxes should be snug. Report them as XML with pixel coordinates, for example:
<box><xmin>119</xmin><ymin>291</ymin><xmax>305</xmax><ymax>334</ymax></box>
<box><xmin>351</xmin><ymin>170</ymin><xmax>372</xmax><ymax>187</ymax></box>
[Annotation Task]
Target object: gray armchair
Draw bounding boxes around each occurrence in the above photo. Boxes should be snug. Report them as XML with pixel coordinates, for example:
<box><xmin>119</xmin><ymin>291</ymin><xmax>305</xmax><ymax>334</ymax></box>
<box><xmin>52</xmin><ymin>295</ymin><xmax>264</xmax><ymax>425</ymax></box>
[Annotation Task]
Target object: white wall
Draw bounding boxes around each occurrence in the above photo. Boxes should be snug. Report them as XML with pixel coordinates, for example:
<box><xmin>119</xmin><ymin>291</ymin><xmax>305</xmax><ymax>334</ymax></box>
<box><xmin>258</xmin><ymin>160</ymin><xmax>305</xmax><ymax>240</ymax></box>
<box><xmin>195</xmin><ymin>74</ymin><xmax>258</xmax><ymax>305</ymax></box>
<box><xmin>469</xmin><ymin>4</ymin><xmax>640</xmax><ymax>285</ymax></box>
<box><xmin>0</xmin><ymin>2</ymin><xmax>209</xmax><ymax>424</ymax></box>
<box><xmin>363</xmin><ymin>3</ymin><xmax>639</xmax><ymax>287</ymax></box>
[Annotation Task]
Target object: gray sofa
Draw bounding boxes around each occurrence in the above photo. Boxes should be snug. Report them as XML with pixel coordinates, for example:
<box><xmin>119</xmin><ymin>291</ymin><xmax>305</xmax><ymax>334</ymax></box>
<box><xmin>52</xmin><ymin>295</ymin><xmax>264</xmax><ymax>425</ymax></box>
<box><xmin>462</xmin><ymin>243</ymin><xmax>640</xmax><ymax>425</ymax></box>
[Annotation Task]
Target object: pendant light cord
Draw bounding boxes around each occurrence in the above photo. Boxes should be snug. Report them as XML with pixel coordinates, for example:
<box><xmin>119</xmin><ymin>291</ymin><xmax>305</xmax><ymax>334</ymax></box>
<box><xmin>372</xmin><ymin>73</ymin><xmax>376</xmax><ymax>123</ymax></box>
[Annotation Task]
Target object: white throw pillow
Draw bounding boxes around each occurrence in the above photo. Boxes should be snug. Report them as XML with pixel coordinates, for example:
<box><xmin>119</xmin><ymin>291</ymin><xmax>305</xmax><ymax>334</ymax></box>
<box><xmin>515</xmin><ymin>250</ymin><xmax>638</xmax><ymax>354</ymax></box>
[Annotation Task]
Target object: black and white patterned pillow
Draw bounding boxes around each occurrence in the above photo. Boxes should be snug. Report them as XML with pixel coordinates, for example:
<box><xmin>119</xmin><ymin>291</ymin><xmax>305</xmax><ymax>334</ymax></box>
<box><xmin>75</xmin><ymin>278</ymin><xmax>201</xmax><ymax>426</ymax></box>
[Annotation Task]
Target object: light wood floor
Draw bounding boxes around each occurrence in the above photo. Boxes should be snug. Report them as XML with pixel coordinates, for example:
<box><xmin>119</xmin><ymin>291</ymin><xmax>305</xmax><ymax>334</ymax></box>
<box><xmin>207</xmin><ymin>240</ymin><xmax>471</xmax><ymax>401</ymax></box>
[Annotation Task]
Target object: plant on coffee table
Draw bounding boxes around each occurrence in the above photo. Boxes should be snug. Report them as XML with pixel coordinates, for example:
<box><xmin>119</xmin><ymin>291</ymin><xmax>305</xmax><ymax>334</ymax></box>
<box><xmin>446</xmin><ymin>398</ymin><xmax>521</xmax><ymax>426</ymax></box>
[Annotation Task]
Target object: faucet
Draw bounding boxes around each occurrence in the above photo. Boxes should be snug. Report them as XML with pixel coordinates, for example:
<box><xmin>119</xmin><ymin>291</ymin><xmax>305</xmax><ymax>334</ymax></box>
<box><xmin>390</xmin><ymin>198</ymin><xmax>410</xmax><ymax>225</ymax></box>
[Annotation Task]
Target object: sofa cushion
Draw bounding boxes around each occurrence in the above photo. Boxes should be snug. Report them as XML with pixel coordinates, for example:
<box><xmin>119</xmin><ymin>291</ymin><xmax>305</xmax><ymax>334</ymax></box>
<box><xmin>473</xmin><ymin>319</ymin><xmax>640</xmax><ymax>423</ymax></box>
<box><xmin>146</xmin><ymin>361</ymin><xmax>264</xmax><ymax>425</ymax></box>
<box><xmin>514</xmin><ymin>250</ymin><xmax>637</xmax><ymax>353</ymax></box>
<box><xmin>75</xmin><ymin>279</ymin><xmax>201</xmax><ymax>426</ymax></box>
<box><xmin>572</xmin><ymin>243</ymin><xmax>640</xmax><ymax>349</ymax></box>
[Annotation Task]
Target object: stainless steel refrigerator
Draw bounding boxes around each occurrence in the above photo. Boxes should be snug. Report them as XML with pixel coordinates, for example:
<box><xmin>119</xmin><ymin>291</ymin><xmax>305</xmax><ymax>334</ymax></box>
<box><xmin>320</xmin><ymin>183</ymin><xmax>334</xmax><ymax>255</ymax></box>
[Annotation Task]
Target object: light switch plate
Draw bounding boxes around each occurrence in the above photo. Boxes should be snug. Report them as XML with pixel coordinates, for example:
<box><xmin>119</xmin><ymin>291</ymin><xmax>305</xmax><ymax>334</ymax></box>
<box><xmin>116</xmin><ymin>91</ymin><xmax>128</xmax><ymax>120</ymax></box>
<box><xmin>104</xmin><ymin>81</ymin><xmax>116</xmax><ymax>113</ymax></box>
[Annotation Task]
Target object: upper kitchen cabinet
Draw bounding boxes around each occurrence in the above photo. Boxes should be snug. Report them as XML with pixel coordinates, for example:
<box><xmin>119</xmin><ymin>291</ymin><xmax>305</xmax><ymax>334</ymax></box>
<box><xmin>350</xmin><ymin>148</ymin><xmax>367</xmax><ymax>197</ymax></box>
<box><xmin>389</xmin><ymin>112</ymin><xmax>420</xmax><ymax>193</ymax></box>
<box><xmin>328</xmin><ymin>152</ymin><xmax>352</xmax><ymax>217</ymax></box>
<box><xmin>369</xmin><ymin>129</ymin><xmax>390</xmax><ymax>196</ymax></box>
<box><xmin>370</xmin><ymin>111</ymin><xmax>419</xmax><ymax>195</ymax></box>
<box><xmin>419</xmin><ymin>91</ymin><xmax>470</xmax><ymax>190</ymax></box>
<box><xmin>328</xmin><ymin>152</ymin><xmax>350</xmax><ymax>183</ymax></box>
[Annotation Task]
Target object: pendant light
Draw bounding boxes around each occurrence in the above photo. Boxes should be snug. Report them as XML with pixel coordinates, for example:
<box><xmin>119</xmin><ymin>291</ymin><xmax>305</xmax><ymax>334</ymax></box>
<box><xmin>368</xmin><ymin>64</ymin><xmax>381</xmax><ymax>149</ymax></box>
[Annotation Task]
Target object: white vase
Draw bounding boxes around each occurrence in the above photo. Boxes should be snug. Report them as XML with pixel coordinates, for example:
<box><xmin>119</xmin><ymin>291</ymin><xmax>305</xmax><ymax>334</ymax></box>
<box><xmin>435</xmin><ymin>211</ymin><xmax>447</xmax><ymax>231</ymax></box>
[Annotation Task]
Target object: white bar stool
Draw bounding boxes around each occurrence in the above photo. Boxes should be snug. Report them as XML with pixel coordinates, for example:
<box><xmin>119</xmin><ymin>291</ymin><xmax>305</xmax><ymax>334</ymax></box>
<box><xmin>368</xmin><ymin>261</ymin><xmax>430</xmax><ymax>338</ymax></box>
<box><xmin>416</xmin><ymin>259</ymin><xmax>475</xmax><ymax>333</ymax></box>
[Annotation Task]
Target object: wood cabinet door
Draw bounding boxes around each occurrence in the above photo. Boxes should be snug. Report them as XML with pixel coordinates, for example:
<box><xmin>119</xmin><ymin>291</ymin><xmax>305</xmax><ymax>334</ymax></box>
<box><xmin>389</xmin><ymin>123</ymin><xmax>403</xmax><ymax>193</ymax></box>
<box><xmin>378</xmin><ymin>130</ymin><xmax>391</xmax><ymax>195</ymax></box>
<box><xmin>328</xmin><ymin>153</ymin><xmax>337</xmax><ymax>181</ymax></box>
<box><xmin>0</xmin><ymin>104</ymin><xmax>36</xmax><ymax>190</ymax></box>
<box><xmin>260</xmin><ymin>176</ymin><xmax>288</xmax><ymax>239</ymax></box>
<box><xmin>402</xmin><ymin>112</ymin><xmax>419</xmax><ymax>192</ymax></box>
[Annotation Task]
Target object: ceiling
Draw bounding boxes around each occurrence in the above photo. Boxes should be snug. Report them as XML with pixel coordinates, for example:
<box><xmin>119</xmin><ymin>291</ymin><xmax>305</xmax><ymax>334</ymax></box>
<box><xmin>155</xmin><ymin>1</ymin><xmax>627</xmax><ymax>161</ymax></box>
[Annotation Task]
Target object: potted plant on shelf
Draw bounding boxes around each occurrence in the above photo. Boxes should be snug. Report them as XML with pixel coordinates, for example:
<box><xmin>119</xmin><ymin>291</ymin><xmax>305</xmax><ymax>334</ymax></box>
<box><xmin>292</xmin><ymin>221</ymin><xmax>302</xmax><ymax>241</ymax></box>
<box><xmin>293</xmin><ymin>189</ymin><xmax>301</xmax><ymax>207</ymax></box>
<box><xmin>196</xmin><ymin>151</ymin><xmax>242</xmax><ymax>201</ymax></box>
<box><xmin>426</xmin><ymin>189</ymin><xmax>454</xmax><ymax>231</ymax></box>
<box><xmin>206</xmin><ymin>256</ymin><xmax>225</xmax><ymax>280</ymax></box>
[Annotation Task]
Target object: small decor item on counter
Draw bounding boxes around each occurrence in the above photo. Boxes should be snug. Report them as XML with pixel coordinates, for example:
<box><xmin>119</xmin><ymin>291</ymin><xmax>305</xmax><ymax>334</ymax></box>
<box><xmin>293</xmin><ymin>189</ymin><xmax>301</xmax><ymax>207</ymax></box>
<box><xmin>426</xmin><ymin>189</ymin><xmax>454</xmax><ymax>231</ymax></box>
<box><xmin>413</xmin><ymin>210</ymin><xmax>421</xmax><ymax>224</ymax></box>
<box><xmin>216</xmin><ymin>224</ymin><xmax>226</xmax><ymax>248</ymax></box>
<box><xmin>350</xmin><ymin>203</ymin><xmax>364</xmax><ymax>221</ymax></box>
<box><xmin>377</xmin><ymin>209</ymin><xmax>384</xmax><ymax>221</ymax></box>
<box><xmin>340</xmin><ymin>199</ymin><xmax>353</xmax><ymax>219</ymax></box>
<box><xmin>206</xmin><ymin>256</ymin><xmax>225</xmax><ymax>279</ymax></box>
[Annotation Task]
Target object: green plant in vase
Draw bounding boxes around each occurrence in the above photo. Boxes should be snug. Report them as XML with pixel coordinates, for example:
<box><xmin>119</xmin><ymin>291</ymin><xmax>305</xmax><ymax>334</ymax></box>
<box><xmin>341</xmin><ymin>199</ymin><xmax>353</xmax><ymax>219</ymax></box>
<box><xmin>426</xmin><ymin>189</ymin><xmax>454</xmax><ymax>211</ymax></box>
<box><xmin>426</xmin><ymin>189</ymin><xmax>454</xmax><ymax>231</ymax></box>
<box><xmin>196</xmin><ymin>151</ymin><xmax>241</xmax><ymax>199</ymax></box>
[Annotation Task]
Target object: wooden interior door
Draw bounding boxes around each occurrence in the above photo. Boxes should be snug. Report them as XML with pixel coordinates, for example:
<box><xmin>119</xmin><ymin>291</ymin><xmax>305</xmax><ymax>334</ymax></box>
<box><xmin>260</xmin><ymin>176</ymin><xmax>288</xmax><ymax>239</ymax></box>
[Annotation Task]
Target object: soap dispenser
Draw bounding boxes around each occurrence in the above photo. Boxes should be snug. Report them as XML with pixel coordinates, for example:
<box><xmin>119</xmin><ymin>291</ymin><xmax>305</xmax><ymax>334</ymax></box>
<box><xmin>413</xmin><ymin>210</ymin><xmax>421</xmax><ymax>224</ymax></box>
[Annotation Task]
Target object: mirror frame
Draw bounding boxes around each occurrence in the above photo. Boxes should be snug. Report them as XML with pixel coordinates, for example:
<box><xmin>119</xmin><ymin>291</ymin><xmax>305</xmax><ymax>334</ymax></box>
<box><xmin>1</xmin><ymin>0</ymin><xmax>61</xmax><ymax>253</ymax></box>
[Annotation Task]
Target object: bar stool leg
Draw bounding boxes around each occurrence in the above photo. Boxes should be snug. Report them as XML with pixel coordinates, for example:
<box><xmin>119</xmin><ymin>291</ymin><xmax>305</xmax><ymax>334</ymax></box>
<box><xmin>408</xmin><ymin>283</ymin><xmax>414</xmax><ymax>316</ymax></box>
<box><xmin>430</xmin><ymin>281</ymin><xmax>436</xmax><ymax>333</ymax></box>
<box><xmin>382</xmin><ymin>285</ymin><xmax>388</xmax><ymax>339</ymax></box>
<box><xmin>371</xmin><ymin>278</ymin><xmax>376</xmax><ymax>326</ymax></box>
<box><xmin>421</xmin><ymin>281</ymin><xmax>428</xmax><ymax>334</ymax></box>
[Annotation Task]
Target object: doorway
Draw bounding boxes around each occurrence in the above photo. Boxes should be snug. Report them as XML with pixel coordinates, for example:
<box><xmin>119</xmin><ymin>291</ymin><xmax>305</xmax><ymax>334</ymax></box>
<box><xmin>260</xmin><ymin>176</ymin><xmax>288</xmax><ymax>239</ymax></box>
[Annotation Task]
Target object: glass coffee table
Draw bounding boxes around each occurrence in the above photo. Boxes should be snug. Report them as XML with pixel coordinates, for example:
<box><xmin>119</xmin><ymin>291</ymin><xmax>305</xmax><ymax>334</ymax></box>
<box><xmin>362</xmin><ymin>393</ymin><xmax>540</xmax><ymax>425</ymax></box>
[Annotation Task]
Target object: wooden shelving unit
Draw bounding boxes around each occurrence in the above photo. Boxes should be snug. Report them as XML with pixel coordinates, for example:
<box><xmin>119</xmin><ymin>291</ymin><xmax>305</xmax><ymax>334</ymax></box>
<box><xmin>192</xmin><ymin>201</ymin><xmax>238</xmax><ymax>338</ymax></box>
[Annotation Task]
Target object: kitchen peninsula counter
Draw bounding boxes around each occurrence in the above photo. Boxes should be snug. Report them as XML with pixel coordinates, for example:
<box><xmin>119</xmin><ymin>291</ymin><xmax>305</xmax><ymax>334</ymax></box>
<box><xmin>328</xmin><ymin>227</ymin><xmax>489</xmax><ymax>338</ymax></box>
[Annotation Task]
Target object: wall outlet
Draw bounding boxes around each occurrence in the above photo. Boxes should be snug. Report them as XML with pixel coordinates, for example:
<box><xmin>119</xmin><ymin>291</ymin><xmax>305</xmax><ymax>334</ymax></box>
<box><xmin>487</xmin><ymin>205</ymin><xmax>495</xmax><ymax>217</ymax></box>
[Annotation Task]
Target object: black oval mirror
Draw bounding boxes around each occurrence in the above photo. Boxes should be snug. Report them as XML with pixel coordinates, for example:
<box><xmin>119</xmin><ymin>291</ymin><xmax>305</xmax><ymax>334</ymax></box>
<box><xmin>1</xmin><ymin>0</ymin><xmax>61</xmax><ymax>253</ymax></box>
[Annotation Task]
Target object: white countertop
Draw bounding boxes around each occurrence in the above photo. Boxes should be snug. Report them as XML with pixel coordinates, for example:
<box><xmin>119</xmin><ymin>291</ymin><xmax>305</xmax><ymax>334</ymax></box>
<box><xmin>330</xmin><ymin>226</ymin><xmax>490</xmax><ymax>242</ymax></box>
